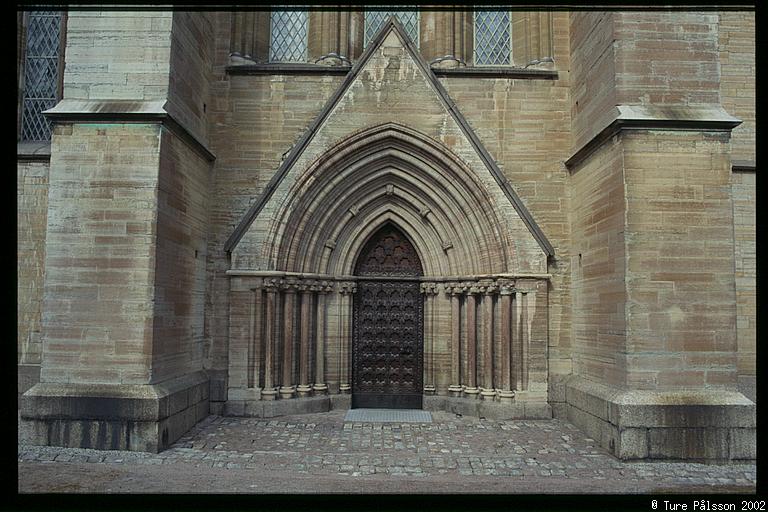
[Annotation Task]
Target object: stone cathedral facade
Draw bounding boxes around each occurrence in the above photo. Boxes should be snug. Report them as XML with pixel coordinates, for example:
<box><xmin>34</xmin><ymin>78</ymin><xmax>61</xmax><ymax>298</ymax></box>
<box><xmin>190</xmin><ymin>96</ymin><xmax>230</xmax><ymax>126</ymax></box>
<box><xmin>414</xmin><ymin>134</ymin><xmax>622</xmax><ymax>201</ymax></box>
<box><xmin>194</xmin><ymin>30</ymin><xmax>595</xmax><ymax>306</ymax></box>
<box><xmin>17</xmin><ymin>9</ymin><xmax>755</xmax><ymax>461</ymax></box>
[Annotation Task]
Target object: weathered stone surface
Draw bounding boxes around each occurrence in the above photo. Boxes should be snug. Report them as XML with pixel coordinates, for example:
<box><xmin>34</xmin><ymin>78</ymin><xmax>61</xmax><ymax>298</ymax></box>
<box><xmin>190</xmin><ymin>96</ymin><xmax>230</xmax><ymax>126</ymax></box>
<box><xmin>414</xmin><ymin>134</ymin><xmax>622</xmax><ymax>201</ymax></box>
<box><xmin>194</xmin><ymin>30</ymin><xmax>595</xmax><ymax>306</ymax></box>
<box><xmin>617</xmin><ymin>428</ymin><xmax>648</xmax><ymax>460</ymax></box>
<box><xmin>729</xmin><ymin>427</ymin><xmax>756</xmax><ymax>460</ymax></box>
<box><xmin>16</xmin><ymin>10</ymin><xmax>755</xmax><ymax>462</ymax></box>
<box><xmin>564</xmin><ymin>376</ymin><xmax>755</xmax><ymax>461</ymax></box>
<box><xmin>647</xmin><ymin>428</ymin><xmax>730</xmax><ymax>461</ymax></box>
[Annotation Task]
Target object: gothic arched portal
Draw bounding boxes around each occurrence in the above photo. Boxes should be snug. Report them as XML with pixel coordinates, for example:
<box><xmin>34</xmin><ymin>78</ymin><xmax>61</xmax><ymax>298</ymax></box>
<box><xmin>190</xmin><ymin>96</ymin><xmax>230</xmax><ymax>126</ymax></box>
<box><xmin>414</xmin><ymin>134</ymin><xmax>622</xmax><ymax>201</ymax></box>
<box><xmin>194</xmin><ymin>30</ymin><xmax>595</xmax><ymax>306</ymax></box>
<box><xmin>352</xmin><ymin>223</ymin><xmax>424</xmax><ymax>409</ymax></box>
<box><xmin>226</xmin><ymin>123</ymin><xmax>550</xmax><ymax>416</ymax></box>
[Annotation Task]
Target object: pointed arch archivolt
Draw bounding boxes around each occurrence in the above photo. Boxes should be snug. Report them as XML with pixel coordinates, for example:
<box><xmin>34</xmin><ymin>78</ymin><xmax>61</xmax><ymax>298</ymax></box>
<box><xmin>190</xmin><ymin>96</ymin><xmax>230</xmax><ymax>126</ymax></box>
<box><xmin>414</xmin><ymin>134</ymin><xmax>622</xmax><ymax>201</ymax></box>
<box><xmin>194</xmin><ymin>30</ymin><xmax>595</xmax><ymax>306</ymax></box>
<box><xmin>262</xmin><ymin>123</ymin><xmax>520</xmax><ymax>277</ymax></box>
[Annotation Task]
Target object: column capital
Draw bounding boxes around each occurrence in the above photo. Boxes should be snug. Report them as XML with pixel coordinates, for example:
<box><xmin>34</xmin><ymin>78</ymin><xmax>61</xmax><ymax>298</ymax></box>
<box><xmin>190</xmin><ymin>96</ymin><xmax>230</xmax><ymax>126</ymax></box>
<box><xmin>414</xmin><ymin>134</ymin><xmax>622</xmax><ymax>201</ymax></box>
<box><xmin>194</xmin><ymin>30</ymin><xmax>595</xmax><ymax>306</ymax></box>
<box><xmin>420</xmin><ymin>282</ymin><xmax>440</xmax><ymax>295</ymax></box>
<box><xmin>263</xmin><ymin>277</ymin><xmax>281</xmax><ymax>292</ymax></box>
<box><xmin>480</xmin><ymin>283</ymin><xmax>497</xmax><ymax>295</ymax></box>
<box><xmin>280</xmin><ymin>278</ymin><xmax>299</xmax><ymax>293</ymax></box>
<box><xmin>338</xmin><ymin>281</ymin><xmax>357</xmax><ymax>295</ymax></box>
<box><xmin>499</xmin><ymin>284</ymin><xmax>516</xmax><ymax>295</ymax></box>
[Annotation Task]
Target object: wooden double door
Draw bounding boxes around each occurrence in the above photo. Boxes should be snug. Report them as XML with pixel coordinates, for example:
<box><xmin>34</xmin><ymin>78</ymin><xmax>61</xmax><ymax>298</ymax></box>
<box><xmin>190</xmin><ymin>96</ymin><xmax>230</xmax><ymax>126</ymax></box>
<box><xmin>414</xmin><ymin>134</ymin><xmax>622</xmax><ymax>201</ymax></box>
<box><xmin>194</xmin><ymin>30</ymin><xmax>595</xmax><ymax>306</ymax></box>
<box><xmin>351</xmin><ymin>224</ymin><xmax>424</xmax><ymax>409</ymax></box>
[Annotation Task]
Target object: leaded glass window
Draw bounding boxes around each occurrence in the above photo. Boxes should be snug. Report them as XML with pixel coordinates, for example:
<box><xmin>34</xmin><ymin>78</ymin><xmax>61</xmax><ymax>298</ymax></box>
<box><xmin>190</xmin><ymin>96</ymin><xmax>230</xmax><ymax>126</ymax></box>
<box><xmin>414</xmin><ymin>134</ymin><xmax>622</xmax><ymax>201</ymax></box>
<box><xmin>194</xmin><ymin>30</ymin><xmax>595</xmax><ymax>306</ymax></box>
<box><xmin>474</xmin><ymin>11</ymin><xmax>511</xmax><ymax>66</ymax></box>
<box><xmin>21</xmin><ymin>11</ymin><xmax>63</xmax><ymax>142</ymax></box>
<box><xmin>364</xmin><ymin>9</ymin><xmax>419</xmax><ymax>48</ymax></box>
<box><xmin>269</xmin><ymin>10</ymin><xmax>308</xmax><ymax>63</ymax></box>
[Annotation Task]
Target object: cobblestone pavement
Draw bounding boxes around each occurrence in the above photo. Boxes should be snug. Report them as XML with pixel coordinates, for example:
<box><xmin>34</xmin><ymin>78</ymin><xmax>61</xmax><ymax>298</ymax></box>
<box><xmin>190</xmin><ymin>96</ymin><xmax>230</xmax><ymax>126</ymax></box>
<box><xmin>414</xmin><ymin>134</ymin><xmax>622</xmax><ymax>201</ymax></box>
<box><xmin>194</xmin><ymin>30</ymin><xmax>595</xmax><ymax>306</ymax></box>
<box><xmin>18</xmin><ymin>411</ymin><xmax>756</xmax><ymax>494</ymax></box>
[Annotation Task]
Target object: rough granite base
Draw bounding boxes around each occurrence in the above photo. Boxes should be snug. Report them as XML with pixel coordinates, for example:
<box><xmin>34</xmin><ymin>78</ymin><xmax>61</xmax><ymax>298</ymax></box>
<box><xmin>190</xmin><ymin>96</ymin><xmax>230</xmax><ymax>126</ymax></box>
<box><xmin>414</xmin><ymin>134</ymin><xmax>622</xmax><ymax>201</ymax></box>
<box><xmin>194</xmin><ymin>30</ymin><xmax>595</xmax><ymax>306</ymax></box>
<box><xmin>564</xmin><ymin>375</ymin><xmax>756</xmax><ymax>461</ymax></box>
<box><xmin>19</xmin><ymin>371</ymin><xmax>209</xmax><ymax>453</ymax></box>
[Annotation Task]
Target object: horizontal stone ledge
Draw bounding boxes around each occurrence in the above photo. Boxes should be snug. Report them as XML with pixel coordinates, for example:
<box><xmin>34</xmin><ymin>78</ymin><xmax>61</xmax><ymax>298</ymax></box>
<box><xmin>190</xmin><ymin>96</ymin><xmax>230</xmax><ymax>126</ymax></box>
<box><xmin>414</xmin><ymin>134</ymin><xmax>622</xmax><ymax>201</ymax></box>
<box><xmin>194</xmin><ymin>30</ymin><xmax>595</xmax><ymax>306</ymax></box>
<box><xmin>226</xmin><ymin>63</ymin><xmax>352</xmax><ymax>75</ymax></box>
<box><xmin>17</xmin><ymin>142</ymin><xmax>51</xmax><ymax>160</ymax></box>
<box><xmin>225</xmin><ymin>63</ymin><xmax>559</xmax><ymax>80</ymax></box>
<box><xmin>226</xmin><ymin>269</ymin><xmax>552</xmax><ymax>281</ymax></box>
<box><xmin>42</xmin><ymin>99</ymin><xmax>216</xmax><ymax>162</ymax></box>
<box><xmin>732</xmin><ymin>159</ymin><xmax>756</xmax><ymax>171</ymax></box>
<box><xmin>433</xmin><ymin>67</ymin><xmax>558</xmax><ymax>80</ymax></box>
<box><xmin>566</xmin><ymin>104</ymin><xmax>742</xmax><ymax>171</ymax></box>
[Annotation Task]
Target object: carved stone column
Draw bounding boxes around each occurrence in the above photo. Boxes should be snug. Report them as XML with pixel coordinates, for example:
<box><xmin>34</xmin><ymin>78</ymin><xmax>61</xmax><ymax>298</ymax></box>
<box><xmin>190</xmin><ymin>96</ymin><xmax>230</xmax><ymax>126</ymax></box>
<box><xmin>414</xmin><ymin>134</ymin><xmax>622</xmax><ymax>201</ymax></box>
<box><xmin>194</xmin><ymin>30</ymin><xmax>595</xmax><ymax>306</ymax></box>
<box><xmin>313</xmin><ymin>282</ymin><xmax>332</xmax><ymax>395</ymax></box>
<box><xmin>421</xmin><ymin>9</ymin><xmax>473</xmax><ymax>68</ymax></box>
<box><xmin>463</xmin><ymin>284</ymin><xmax>480</xmax><ymax>399</ymax></box>
<box><xmin>297</xmin><ymin>283</ymin><xmax>313</xmax><ymax>397</ymax></box>
<box><xmin>229</xmin><ymin>12</ymin><xmax>270</xmax><ymax>63</ymax></box>
<box><xmin>497</xmin><ymin>283</ymin><xmax>515</xmax><ymax>403</ymax></box>
<box><xmin>511</xmin><ymin>11</ymin><xmax>554</xmax><ymax>68</ymax></box>
<box><xmin>338</xmin><ymin>281</ymin><xmax>356</xmax><ymax>394</ymax></box>
<box><xmin>261</xmin><ymin>279</ymin><xmax>279</xmax><ymax>400</ymax></box>
<box><xmin>447</xmin><ymin>284</ymin><xmax>463</xmax><ymax>397</ymax></box>
<box><xmin>480</xmin><ymin>283</ymin><xmax>496</xmax><ymax>400</ymax></box>
<box><xmin>512</xmin><ymin>290</ymin><xmax>524</xmax><ymax>391</ymax></box>
<box><xmin>279</xmin><ymin>280</ymin><xmax>297</xmax><ymax>399</ymax></box>
<box><xmin>308</xmin><ymin>10</ymin><xmax>364</xmax><ymax>65</ymax></box>
<box><xmin>521</xmin><ymin>290</ymin><xmax>532</xmax><ymax>391</ymax></box>
<box><xmin>249</xmin><ymin>285</ymin><xmax>263</xmax><ymax>389</ymax></box>
<box><xmin>421</xmin><ymin>282</ymin><xmax>439</xmax><ymax>395</ymax></box>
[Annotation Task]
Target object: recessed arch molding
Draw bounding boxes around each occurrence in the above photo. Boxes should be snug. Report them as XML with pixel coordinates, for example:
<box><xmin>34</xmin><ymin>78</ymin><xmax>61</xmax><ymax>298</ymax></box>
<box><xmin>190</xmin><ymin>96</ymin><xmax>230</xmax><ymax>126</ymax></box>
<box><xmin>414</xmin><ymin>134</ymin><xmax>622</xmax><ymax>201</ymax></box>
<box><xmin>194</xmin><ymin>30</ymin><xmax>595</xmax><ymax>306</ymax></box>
<box><xmin>225</xmin><ymin>122</ymin><xmax>550</xmax><ymax>415</ymax></box>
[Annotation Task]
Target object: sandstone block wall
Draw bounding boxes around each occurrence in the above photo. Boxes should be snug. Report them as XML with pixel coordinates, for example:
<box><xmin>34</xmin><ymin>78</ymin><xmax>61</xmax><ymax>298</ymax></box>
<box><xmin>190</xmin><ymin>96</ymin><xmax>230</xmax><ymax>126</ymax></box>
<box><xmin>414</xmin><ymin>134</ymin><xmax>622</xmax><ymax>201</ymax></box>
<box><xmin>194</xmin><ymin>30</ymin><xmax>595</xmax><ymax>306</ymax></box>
<box><xmin>718</xmin><ymin>11</ymin><xmax>755</xmax><ymax>163</ymax></box>
<box><xmin>18</xmin><ymin>159</ymin><xmax>50</xmax><ymax>395</ymax></box>
<box><xmin>166</xmin><ymin>12</ymin><xmax>214</xmax><ymax>145</ymax></box>
<box><xmin>569</xmin><ymin>139</ymin><xmax>626</xmax><ymax>387</ymax></box>
<box><xmin>731</xmin><ymin>169</ymin><xmax>755</xmax><ymax>394</ymax></box>
<box><xmin>63</xmin><ymin>11</ymin><xmax>172</xmax><ymax>101</ymax></box>
<box><xmin>622</xmin><ymin>130</ymin><xmax>737</xmax><ymax>390</ymax></box>
<box><xmin>151</xmin><ymin>129</ymin><xmax>212</xmax><ymax>383</ymax></box>
<box><xmin>41</xmin><ymin>123</ymin><xmax>162</xmax><ymax>384</ymax></box>
<box><xmin>719</xmin><ymin>11</ymin><xmax>755</xmax><ymax>397</ymax></box>
<box><xmin>613</xmin><ymin>12</ymin><xmax>721</xmax><ymax>106</ymax></box>
<box><xmin>569</xmin><ymin>12</ymin><xmax>616</xmax><ymax>151</ymax></box>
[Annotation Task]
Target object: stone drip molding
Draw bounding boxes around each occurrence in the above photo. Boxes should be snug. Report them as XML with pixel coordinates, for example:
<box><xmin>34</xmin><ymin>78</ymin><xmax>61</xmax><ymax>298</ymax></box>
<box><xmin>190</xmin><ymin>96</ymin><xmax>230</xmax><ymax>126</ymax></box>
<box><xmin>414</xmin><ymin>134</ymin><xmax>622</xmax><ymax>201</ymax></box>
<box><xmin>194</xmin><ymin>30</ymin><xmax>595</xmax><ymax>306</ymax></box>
<box><xmin>565</xmin><ymin>104</ymin><xmax>741</xmax><ymax>171</ymax></box>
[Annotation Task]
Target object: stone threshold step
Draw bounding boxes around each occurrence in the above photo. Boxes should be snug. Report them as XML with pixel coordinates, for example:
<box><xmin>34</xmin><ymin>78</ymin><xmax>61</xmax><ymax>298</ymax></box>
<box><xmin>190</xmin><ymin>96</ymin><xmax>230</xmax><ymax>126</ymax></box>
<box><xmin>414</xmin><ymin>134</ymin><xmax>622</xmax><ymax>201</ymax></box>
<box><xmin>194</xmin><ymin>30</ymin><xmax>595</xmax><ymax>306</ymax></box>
<box><xmin>344</xmin><ymin>409</ymin><xmax>432</xmax><ymax>423</ymax></box>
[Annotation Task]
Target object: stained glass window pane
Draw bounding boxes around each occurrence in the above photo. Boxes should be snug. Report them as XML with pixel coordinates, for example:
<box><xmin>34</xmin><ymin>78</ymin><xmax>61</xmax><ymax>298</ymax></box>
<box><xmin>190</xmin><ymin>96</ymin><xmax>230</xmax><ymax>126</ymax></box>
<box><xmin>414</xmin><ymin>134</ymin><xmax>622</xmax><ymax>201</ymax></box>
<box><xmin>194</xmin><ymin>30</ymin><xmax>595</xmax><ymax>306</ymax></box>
<box><xmin>269</xmin><ymin>10</ymin><xmax>308</xmax><ymax>63</ymax></box>
<box><xmin>21</xmin><ymin>11</ymin><xmax>63</xmax><ymax>142</ymax></box>
<box><xmin>364</xmin><ymin>9</ymin><xmax>419</xmax><ymax>48</ymax></box>
<box><xmin>474</xmin><ymin>11</ymin><xmax>511</xmax><ymax>66</ymax></box>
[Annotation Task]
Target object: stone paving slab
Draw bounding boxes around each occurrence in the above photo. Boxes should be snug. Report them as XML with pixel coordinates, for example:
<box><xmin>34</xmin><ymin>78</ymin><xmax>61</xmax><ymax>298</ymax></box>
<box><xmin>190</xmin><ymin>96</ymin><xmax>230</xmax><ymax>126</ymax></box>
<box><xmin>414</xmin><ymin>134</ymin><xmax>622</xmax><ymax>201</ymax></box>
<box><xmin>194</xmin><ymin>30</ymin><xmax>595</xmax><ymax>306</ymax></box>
<box><xmin>17</xmin><ymin>411</ymin><xmax>757</xmax><ymax>494</ymax></box>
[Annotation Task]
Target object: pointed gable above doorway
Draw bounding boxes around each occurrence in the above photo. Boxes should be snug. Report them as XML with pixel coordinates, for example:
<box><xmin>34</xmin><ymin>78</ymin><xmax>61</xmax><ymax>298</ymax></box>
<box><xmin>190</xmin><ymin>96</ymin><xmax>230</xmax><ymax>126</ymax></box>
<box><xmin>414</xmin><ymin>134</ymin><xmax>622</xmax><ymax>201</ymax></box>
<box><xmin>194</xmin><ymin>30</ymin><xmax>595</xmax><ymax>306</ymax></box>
<box><xmin>226</xmin><ymin>17</ymin><xmax>554</xmax><ymax>273</ymax></box>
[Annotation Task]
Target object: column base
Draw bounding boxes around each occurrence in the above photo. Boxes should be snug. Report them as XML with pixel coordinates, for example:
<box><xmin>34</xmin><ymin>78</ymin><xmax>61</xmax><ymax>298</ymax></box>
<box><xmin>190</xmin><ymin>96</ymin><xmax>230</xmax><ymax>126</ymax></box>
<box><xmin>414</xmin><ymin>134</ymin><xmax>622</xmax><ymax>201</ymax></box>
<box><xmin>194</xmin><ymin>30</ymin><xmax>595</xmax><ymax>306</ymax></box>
<box><xmin>448</xmin><ymin>385</ymin><xmax>463</xmax><ymax>397</ymax></box>
<box><xmin>497</xmin><ymin>389</ymin><xmax>515</xmax><ymax>403</ymax></box>
<box><xmin>261</xmin><ymin>388</ymin><xmax>277</xmax><ymax>401</ymax></box>
<box><xmin>424</xmin><ymin>395</ymin><xmax>549</xmax><ymax>420</ymax></box>
<box><xmin>278</xmin><ymin>386</ymin><xmax>296</xmax><ymax>400</ymax></box>
<box><xmin>463</xmin><ymin>387</ymin><xmax>480</xmax><ymax>399</ymax></box>
<box><xmin>296</xmin><ymin>385</ymin><xmax>313</xmax><ymax>398</ymax></box>
<box><xmin>479</xmin><ymin>388</ymin><xmax>496</xmax><ymax>400</ymax></box>
<box><xmin>339</xmin><ymin>384</ymin><xmax>351</xmax><ymax>394</ymax></box>
<box><xmin>423</xmin><ymin>385</ymin><xmax>436</xmax><ymax>395</ymax></box>
<box><xmin>312</xmin><ymin>383</ymin><xmax>328</xmax><ymax>395</ymax></box>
